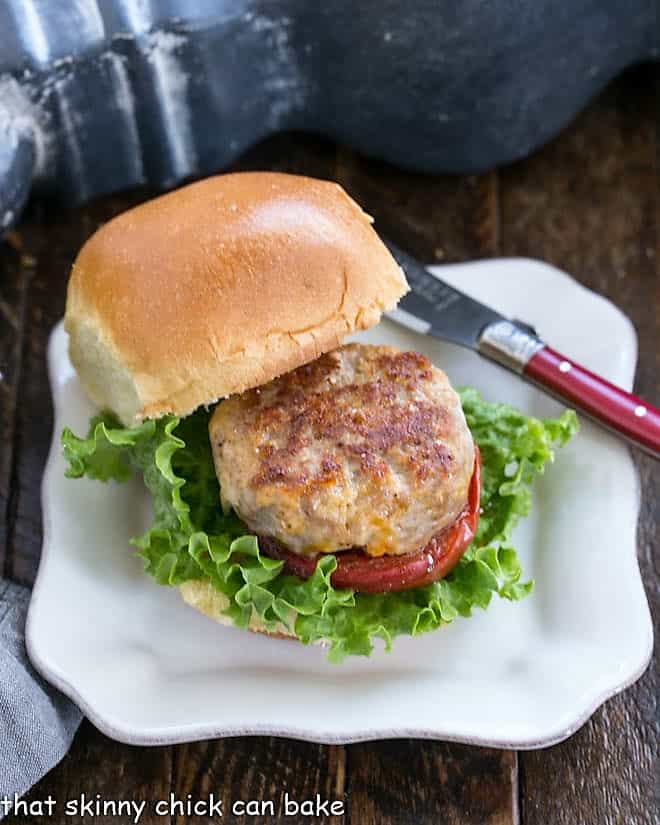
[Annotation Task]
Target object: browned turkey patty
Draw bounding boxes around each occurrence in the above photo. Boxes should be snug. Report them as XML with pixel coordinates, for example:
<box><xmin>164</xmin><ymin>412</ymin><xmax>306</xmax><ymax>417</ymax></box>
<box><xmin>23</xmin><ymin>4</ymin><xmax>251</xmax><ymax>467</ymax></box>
<box><xmin>209</xmin><ymin>344</ymin><xmax>475</xmax><ymax>557</ymax></box>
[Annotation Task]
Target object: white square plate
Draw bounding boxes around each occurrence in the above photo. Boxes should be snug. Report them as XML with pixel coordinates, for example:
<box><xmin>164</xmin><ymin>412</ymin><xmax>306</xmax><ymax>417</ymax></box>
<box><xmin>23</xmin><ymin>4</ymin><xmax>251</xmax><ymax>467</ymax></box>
<box><xmin>27</xmin><ymin>258</ymin><xmax>652</xmax><ymax>748</ymax></box>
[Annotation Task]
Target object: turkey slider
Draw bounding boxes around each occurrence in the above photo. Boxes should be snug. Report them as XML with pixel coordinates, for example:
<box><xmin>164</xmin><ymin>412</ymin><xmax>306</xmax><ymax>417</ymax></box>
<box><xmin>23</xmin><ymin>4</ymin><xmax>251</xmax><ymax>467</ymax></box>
<box><xmin>63</xmin><ymin>171</ymin><xmax>480</xmax><ymax>641</ymax></box>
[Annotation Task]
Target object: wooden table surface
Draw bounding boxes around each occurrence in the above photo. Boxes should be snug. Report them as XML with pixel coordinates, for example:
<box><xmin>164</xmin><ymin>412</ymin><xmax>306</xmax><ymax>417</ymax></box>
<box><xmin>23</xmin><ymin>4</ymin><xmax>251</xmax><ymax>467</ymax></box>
<box><xmin>1</xmin><ymin>65</ymin><xmax>658</xmax><ymax>825</ymax></box>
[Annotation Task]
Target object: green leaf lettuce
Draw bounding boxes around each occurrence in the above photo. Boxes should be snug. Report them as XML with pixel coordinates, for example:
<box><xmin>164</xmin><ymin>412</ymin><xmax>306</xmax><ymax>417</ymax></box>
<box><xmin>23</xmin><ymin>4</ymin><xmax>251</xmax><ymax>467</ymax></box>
<box><xmin>61</xmin><ymin>392</ymin><xmax>578</xmax><ymax>662</ymax></box>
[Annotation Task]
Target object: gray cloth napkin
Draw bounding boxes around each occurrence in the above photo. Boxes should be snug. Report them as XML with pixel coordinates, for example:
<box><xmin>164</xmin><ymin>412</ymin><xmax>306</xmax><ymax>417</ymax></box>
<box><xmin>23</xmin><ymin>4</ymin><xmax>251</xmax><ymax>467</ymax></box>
<box><xmin>0</xmin><ymin>579</ymin><xmax>82</xmax><ymax>816</ymax></box>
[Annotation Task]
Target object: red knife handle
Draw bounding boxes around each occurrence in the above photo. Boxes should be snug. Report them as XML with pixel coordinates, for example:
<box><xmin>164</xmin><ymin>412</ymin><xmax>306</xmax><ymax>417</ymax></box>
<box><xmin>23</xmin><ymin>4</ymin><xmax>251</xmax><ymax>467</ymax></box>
<box><xmin>524</xmin><ymin>346</ymin><xmax>660</xmax><ymax>457</ymax></box>
<box><xmin>477</xmin><ymin>320</ymin><xmax>659</xmax><ymax>458</ymax></box>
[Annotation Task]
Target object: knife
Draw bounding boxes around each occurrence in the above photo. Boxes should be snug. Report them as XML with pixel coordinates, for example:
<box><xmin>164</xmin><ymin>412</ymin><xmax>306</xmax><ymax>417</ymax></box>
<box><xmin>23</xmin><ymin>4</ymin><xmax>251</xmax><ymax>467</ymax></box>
<box><xmin>383</xmin><ymin>240</ymin><xmax>660</xmax><ymax>460</ymax></box>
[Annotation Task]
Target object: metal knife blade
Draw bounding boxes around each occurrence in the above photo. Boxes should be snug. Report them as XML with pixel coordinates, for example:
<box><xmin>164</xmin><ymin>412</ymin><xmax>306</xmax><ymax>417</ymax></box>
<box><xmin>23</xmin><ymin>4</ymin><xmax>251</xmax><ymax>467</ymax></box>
<box><xmin>383</xmin><ymin>239</ymin><xmax>503</xmax><ymax>349</ymax></box>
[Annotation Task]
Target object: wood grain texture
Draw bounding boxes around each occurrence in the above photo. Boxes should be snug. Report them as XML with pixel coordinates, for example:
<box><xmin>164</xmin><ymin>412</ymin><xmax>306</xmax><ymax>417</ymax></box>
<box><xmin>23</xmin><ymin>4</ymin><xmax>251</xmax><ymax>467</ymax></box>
<box><xmin>499</xmin><ymin>65</ymin><xmax>659</xmax><ymax>825</ymax></box>
<box><xmin>346</xmin><ymin>742</ymin><xmax>517</xmax><ymax>825</ymax></box>
<box><xmin>8</xmin><ymin>216</ymin><xmax>70</xmax><ymax>585</ymax></box>
<box><xmin>0</xmin><ymin>233</ymin><xmax>27</xmax><ymax>578</ymax></box>
<box><xmin>334</xmin><ymin>148</ymin><xmax>500</xmax><ymax>263</ymax></box>
<box><xmin>172</xmin><ymin>739</ymin><xmax>345</xmax><ymax>823</ymax></box>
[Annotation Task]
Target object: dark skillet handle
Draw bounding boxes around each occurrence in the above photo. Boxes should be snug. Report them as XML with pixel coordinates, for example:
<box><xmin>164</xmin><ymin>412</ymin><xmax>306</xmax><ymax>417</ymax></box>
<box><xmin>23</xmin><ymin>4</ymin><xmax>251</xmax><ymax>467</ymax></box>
<box><xmin>478</xmin><ymin>320</ymin><xmax>660</xmax><ymax>460</ymax></box>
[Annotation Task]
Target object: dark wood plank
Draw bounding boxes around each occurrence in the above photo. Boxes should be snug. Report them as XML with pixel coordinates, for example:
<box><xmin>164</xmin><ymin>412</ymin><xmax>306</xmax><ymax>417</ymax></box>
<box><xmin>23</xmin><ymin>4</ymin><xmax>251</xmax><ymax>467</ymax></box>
<box><xmin>0</xmin><ymin>229</ymin><xmax>38</xmax><ymax>579</ymax></box>
<box><xmin>172</xmin><ymin>739</ymin><xmax>345</xmax><ymax>823</ymax></box>
<box><xmin>499</xmin><ymin>65</ymin><xmax>659</xmax><ymax>825</ymax></box>
<box><xmin>231</xmin><ymin>130</ymin><xmax>339</xmax><ymax>178</ymax></box>
<box><xmin>5</xmin><ymin>721</ymin><xmax>172</xmax><ymax>825</ymax></box>
<box><xmin>334</xmin><ymin>148</ymin><xmax>499</xmax><ymax>262</ymax></box>
<box><xmin>346</xmin><ymin>742</ymin><xmax>517</xmax><ymax>825</ymax></box>
<box><xmin>7</xmin><ymin>212</ymin><xmax>69</xmax><ymax>584</ymax></box>
<box><xmin>333</xmin><ymin>149</ymin><xmax>517</xmax><ymax>825</ymax></box>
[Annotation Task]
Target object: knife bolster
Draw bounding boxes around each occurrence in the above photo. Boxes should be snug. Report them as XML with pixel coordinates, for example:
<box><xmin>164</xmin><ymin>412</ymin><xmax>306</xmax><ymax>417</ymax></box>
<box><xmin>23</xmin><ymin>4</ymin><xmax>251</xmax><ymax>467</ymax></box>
<box><xmin>478</xmin><ymin>320</ymin><xmax>543</xmax><ymax>373</ymax></box>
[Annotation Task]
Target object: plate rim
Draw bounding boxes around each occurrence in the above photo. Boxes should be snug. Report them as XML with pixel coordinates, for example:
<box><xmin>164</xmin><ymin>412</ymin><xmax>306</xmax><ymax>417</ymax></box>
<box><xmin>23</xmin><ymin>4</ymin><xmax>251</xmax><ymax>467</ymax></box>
<box><xmin>26</xmin><ymin>256</ymin><xmax>653</xmax><ymax>749</ymax></box>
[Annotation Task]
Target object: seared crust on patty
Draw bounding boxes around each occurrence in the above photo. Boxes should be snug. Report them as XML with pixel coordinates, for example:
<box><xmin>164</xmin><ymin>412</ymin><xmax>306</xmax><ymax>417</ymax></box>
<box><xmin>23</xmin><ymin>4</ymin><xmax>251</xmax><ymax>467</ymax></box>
<box><xmin>210</xmin><ymin>344</ymin><xmax>474</xmax><ymax>557</ymax></box>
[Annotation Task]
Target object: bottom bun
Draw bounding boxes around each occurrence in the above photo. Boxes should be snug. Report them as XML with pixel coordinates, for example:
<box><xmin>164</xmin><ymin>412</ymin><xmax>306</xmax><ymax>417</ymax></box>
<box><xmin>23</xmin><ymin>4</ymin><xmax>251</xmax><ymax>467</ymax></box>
<box><xmin>178</xmin><ymin>579</ymin><xmax>298</xmax><ymax>641</ymax></box>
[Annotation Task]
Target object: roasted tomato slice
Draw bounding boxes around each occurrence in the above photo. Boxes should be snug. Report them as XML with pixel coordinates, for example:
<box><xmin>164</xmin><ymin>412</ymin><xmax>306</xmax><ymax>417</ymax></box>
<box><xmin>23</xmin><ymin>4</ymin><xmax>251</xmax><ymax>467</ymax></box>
<box><xmin>258</xmin><ymin>447</ymin><xmax>481</xmax><ymax>594</ymax></box>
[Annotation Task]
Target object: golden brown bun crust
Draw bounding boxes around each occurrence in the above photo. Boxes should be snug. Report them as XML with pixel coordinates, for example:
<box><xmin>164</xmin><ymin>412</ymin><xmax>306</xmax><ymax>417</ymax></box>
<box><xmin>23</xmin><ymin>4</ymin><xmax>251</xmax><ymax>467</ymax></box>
<box><xmin>65</xmin><ymin>172</ymin><xmax>408</xmax><ymax>424</ymax></box>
